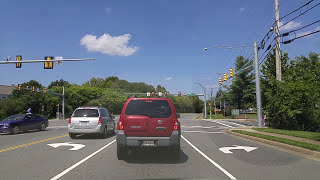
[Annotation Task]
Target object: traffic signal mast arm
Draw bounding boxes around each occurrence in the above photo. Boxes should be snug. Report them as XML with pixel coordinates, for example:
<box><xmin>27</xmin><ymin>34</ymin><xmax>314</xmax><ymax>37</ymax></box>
<box><xmin>1</xmin><ymin>58</ymin><xmax>95</xmax><ymax>64</ymax></box>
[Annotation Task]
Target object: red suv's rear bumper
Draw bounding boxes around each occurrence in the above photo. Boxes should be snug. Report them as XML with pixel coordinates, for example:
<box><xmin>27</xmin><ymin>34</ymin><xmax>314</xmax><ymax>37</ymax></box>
<box><xmin>116</xmin><ymin>130</ymin><xmax>180</xmax><ymax>147</ymax></box>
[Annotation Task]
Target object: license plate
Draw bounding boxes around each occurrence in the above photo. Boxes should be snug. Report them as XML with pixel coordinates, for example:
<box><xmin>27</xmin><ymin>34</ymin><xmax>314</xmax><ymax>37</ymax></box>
<box><xmin>80</xmin><ymin>122</ymin><xmax>88</xmax><ymax>126</ymax></box>
<box><xmin>142</xmin><ymin>140</ymin><xmax>155</xmax><ymax>146</ymax></box>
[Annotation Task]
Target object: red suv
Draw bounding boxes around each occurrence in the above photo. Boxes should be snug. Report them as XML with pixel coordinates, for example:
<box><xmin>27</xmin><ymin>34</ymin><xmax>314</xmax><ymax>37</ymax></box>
<box><xmin>116</xmin><ymin>98</ymin><xmax>181</xmax><ymax>160</ymax></box>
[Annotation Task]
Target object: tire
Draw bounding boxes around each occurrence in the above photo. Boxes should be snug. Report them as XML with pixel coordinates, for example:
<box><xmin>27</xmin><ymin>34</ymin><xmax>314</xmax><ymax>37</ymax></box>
<box><xmin>100</xmin><ymin>127</ymin><xmax>107</xmax><ymax>139</ymax></box>
<box><xmin>69</xmin><ymin>133</ymin><xmax>77</xmax><ymax>139</ymax></box>
<box><xmin>39</xmin><ymin>123</ymin><xmax>46</xmax><ymax>131</ymax></box>
<box><xmin>10</xmin><ymin>126</ymin><xmax>20</xmax><ymax>135</ymax></box>
<box><xmin>117</xmin><ymin>144</ymin><xmax>128</xmax><ymax>160</ymax></box>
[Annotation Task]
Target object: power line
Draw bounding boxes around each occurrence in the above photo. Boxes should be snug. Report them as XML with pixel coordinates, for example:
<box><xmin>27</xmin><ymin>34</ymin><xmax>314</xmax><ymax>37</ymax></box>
<box><xmin>281</xmin><ymin>19</ymin><xmax>320</xmax><ymax>37</ymax></box>
<box><xmin>259</xmin><ymin>44</ymin><xmax>276</xmax><ymax>66</ymax></box>
<box><xmin>279</xmin><ymin>0</ymin><xmax>314</xmax><ymax>20</ymax></box>
<box><xmin>282</xmin><ymin>29</ymin><xmax>320</xmax><ymax>44</ymax></box>
<box><xmin>279</xmin><ymin>1</ymin><xmax>320</xmax><ymax>29</ymax></box>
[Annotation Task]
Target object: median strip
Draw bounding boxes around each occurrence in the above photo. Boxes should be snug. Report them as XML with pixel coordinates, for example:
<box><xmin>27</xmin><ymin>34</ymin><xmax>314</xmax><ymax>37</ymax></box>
<box><xmin>231</xmin><ymin>130</ymin><xmax>320</xmax><ymax>152</ymax></box>
<box><xmin>0</xmin><ymin>134</ymin><xmax>68</xmax><ymax>153</ymax></box>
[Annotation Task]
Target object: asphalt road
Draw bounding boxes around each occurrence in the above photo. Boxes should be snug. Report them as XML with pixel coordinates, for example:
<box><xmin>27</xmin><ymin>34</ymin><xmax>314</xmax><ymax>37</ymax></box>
<box><xmin>0</xmin><ymin>114</ymin><xmax>319</xmax><ymax>180</ymax></box>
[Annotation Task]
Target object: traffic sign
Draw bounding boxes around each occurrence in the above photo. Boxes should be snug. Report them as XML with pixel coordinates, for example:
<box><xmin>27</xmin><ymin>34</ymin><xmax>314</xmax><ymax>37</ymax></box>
<box><xmin>187</xmin><ymin>93</ymin><xmax>196</xmax><ymax>96</ymax></box>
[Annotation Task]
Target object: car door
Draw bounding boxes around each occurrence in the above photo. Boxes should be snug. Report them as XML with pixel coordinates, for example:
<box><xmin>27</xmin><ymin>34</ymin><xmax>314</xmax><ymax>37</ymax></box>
<box><xmin>100</xmin><ymin>109</ymin><xmax>111</xmax><ymax>132</ymax></box>
<box><xmin>22</xmin><ymin>114</ymin><xmax>34</xmax><ymax>131</ymax></box>
<box><xmin>105</xmin><ymin>109</ymin><xmax>114</xmax><ymax>132</ymax></box>
<box><xmin>30</xmin><ymin>114</ymin><xmax>41</xmax><ymax>130</ymax></box>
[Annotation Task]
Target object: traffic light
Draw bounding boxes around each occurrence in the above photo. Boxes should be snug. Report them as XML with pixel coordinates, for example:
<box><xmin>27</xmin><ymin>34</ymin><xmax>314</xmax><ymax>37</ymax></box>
<box><xmin>44</xmin><ymin>56</ymin><xmax>54</xmax><ymax>69</ymax></box>
<box><xmin>16</xmin><ymin>55</ymin><xmax>22</xmax><ymax>68</ymax></box>
<box><xmin>43</xmin><ymin>88</ymin><xmax>47</xmax><ymax>94</ymax></box>
<box><xmin>230</xmin><ymin>68</ymin><xmax>234</xmax><ymax>77</ymax></box>
<box><xmin>151</xmin><ymin>92</ymin><xmax>155</xmax><ymax>96</ymax></box>
<box><xmin>209</xmin><ymin>103</ymin><xmax>211</xmax><ymax>107</ymax></box>
<box><xmin>219</xmin><ymin>77</ymin><xmax>222</xmax><ymax>85</ymax></box>
<box><xmin>224</xmin><ymin>73</ymin><xmax>228</xmax><ymax>81</ymax></box>
<box><xmin>32</xmin><ymin>86</ymin><xmax>35</xmax><ymax>92</ymax></box>
<box><xmin>178</xmin><ymin>91</ymin><xmax>181</xmax><ymax>97</ymax></box>
<box><xmin>164</xmin><ymin>91</ymin><xmax>167</xmax><ymax>97</ymax></box>
<box><xmin>18</xmin><ymin>84</ymin><xmax>22</xmax><ymax>91</ymax></box>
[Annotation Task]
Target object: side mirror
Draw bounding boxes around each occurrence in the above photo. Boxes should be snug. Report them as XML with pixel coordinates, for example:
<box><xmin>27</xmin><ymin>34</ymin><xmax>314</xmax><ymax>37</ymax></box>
<box><xmin>176</xmin><ymin>113</ymin><xmax>180</xmax><ymax>118</ymax></box>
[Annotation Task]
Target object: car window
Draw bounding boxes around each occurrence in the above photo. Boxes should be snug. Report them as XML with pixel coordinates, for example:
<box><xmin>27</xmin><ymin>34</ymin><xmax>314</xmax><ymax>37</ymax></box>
<box><xmin>2</xmin><ymin>114</ymin><xmax>25</xmax><ymax>121</ymax></box>
<box><xmin>31</xmin><ymin>114</ymin><xmax>40</xmax><ymax>119</ymax></box>
<box><xmin>99</xmin><ymin>109</ymin><xmax>107</xmax><ymax>117</ymax></box>
<box><xmin>73</xmin><ymin>109</ymin><xmax>99</xmax><ymax>117</ymax></box>
<box><xmin>125</xmin><ymin>100</ymin><xmax>172</xmax><ymax>118</ymax></box>
<box><xmin>25</xmin><ymin>114</ymin><xmax>32</xmax><ymax>120</ymax></box>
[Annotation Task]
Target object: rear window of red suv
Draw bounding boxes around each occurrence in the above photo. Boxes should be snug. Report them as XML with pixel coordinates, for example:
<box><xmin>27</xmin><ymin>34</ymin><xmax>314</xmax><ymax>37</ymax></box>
<box><xmin>125</xmin><ymin>100</ymin><xmax>172</xmax><ymax>118</ymax></box>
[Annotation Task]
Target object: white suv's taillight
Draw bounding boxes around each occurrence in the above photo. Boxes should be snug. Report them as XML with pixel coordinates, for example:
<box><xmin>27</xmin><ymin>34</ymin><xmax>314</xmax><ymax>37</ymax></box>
<box><xmin>118</xmin><ymin>116</ymin><xmax>124</xmax><ymax>130</ymax></box>
<box><xmin>98</xmin><ymin>117</ymin><xmax>102</xmax><ymax>125</ymax></box>
<box><xmin>173</xmin><ymin>118</ymin><xmax>179</xmax><ymax>130</ymax></box>
<box><xmin>68</xmin><ymin>118</ymin><xmax>71</xmax><ymax>124</ymax></box>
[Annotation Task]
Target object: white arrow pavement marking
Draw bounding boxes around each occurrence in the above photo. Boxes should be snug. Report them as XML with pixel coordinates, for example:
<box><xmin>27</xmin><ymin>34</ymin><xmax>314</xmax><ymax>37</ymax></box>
<box><xmin>219</xmin><ymin>145</ymin><xmax>258</xmax><ymax>154</ymax></box>
<box><xmin>47</xmin><ymin>142</ymin><xmax>86</xmax><ymax>151</ymax></box>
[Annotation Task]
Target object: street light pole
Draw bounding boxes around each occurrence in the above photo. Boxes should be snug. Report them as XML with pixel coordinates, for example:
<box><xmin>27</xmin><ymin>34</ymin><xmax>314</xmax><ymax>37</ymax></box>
<box><xmin>194</xmin><ymin>81</ymin><xmax>207</xmax><ymax>119</ymax></box>
<box><xmin>253</xmin><ymin>41</ymin><xmax>263</xmax><ymax>127</ymax></box>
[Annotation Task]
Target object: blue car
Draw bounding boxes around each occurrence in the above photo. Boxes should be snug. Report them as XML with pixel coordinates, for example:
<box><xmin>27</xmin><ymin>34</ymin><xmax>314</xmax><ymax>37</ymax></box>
<box><xmin>0</xmin><ymin>114</ymin><xmax>49</xmax><ymax>134</ymax></box>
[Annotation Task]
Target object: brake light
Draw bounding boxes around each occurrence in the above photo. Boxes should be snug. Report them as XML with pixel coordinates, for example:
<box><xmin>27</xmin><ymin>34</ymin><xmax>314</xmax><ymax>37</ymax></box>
<box><xmin>98</xmin><ymin>117</ymin><xmax>102</xmax><ymax>124</ymax></box>
<box><xmin>68</xmin><ymin>118</ymin><xmax>71</xmax><ymax>124</ymax></box>
<box><xmin>118</xmin><ymin>116</ymin><xmax>124</xmax><ymax>130</ymax></box>
<box><xmin>173</xmin><ymin>118</ymin><xmax>179</xmax><ymax>130</ymax></box>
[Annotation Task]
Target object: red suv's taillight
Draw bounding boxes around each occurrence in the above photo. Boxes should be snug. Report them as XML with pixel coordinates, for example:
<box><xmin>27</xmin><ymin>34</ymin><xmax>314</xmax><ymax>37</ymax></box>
<box><xmin>173</xmin><ymin>118</ymin><xmax>179</xmax><ymax>130</ymax></box>
<box><xmin>68</xmin><ymin>118</ymin><xmax>71</xmax><ymax>124</ymax></box>
<box><xmin>98</xmin><ymin>117</ymin><xmax>102</xmax><ymax>125</ymax></box>
<box><xmin>118</xmin><ymin>116</ymin><xmax>124</xmax><ymax>130</ymax></box>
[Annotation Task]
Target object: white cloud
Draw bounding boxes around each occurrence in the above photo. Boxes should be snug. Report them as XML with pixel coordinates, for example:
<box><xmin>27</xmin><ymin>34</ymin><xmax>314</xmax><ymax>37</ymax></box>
<box><xmin>80</xmin><ymin>33</ymin><xmax>139</xmax><ymax>56</ymax></box>
<box><xmin>165</xmin><ymin>77</ymin><xmax>172</xmax><ymax>81</ymax></box>
<box><xmin>279</xmin><ymin>21</ymin><xmax>301</xmax><ymax>31</ymax></box>
<box><xmin>240</xmin><ymin>7</ymin><xmax>245</xmax><ymax>12</ymax></box>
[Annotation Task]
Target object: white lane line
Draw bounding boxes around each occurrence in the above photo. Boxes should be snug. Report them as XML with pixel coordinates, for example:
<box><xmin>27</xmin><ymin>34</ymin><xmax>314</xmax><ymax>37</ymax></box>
<box><xmin>50</xmin><ymin>139</ymin><xmax>116</xmax><ymax>180</ymax></box>
<box><xmin>211</xmin><ymin>121</ymin><xmax>234</xmax><ymax>128</ymax></box>
<box><xmin>47</xmin><ymin>126</ymin><xmax>68</xmax><ymax>129</ymax></box>
<box><xmin>222</xmin><ymin>121</ymin><xmax>247</xmax><ymax>127</ymax></box>
<box><xmin>181</xmin><ymin>126</ymin><xmax>227</xmax><ymax>129</ymax></box>
<box><xmin>182</xmin><ymin>131</ymin><xmax>222</xmax><ymax>134</ymax></box>
<box><xmin>181</xmin><ymin>136</ymin><xmax>237</xmax><ymax>180</ymax></box>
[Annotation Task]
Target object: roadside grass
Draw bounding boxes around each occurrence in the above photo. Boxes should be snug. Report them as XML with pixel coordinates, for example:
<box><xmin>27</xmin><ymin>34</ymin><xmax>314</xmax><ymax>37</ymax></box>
<box><xmin>235</xmin><ymin>113</ymin><xmax>257</xmax><ymax>119</ymax></box>
<box><xmin>253</xmin><ymin>128</ymin><xmax>320</xmax><ymax>141</ymax></box>
<box><xmin>232</xmin><ymin>130</ymin><xmax>320</xmax><ymax>152</ymax></box>
<box><xmin>205</xmin><ymin>114</ymin><xmax>226</xmax><ymax>119</ymax></box>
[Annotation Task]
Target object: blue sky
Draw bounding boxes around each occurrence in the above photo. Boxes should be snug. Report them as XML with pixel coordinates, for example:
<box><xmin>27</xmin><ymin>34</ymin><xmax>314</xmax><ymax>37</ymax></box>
<box><xmin>1</xmin><ymin>0</ymin><xmax>319</xmax><ymax>96</ymax></box>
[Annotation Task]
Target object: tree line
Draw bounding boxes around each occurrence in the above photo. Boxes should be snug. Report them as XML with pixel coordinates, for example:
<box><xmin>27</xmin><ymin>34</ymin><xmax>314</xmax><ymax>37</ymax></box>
<box><xmin>218</xmin><ymin>50</ymin><xmax>320</xmax><ymax>131</ymax></box>
<box><xmin>0</xmin><ymin>76</ymin><xmax>203</xmax><ymax>120</ymax></box>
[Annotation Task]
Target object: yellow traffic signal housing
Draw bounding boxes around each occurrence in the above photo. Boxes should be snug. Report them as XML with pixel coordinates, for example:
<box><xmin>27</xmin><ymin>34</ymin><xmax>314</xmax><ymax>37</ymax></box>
<box><xmin>230</xmin><ymin>68</ymin><xmax>234</xmax><ymax>77</ymax></box>
<box><xmin>43</xmin><ymin>88</ymin><xmax>47</xmax><ymax>94</ymax></box>
<box><xmin>16</xmin><ymin>55</ymin><xmax>22</xmax><ymax>68</ymax></box>
<box><xmin>178</xmin><ymin>91</ymin><xmax>181</xmax><ymax>97</ymax></box>
<box><xmin>219</xmin><ymin>77</ymin><xmax>222</xmax><ymax>85</ymax></box>
<box><xmin>224</xmin><ymin>73</ymin><xmax>228</xmax><ymax>81</ymax></box>
<box><xmin>164</xmin><ymin>91</ymin><xmax>167</xmax><ymax>97</ymax></box>
<box><xmin>32</xmin><ymin>86</ymin><xmax>35</xmax><ymax>92</ymax></box>
<box><xmin>44</xmin><ymin>56</ymin><xmax>54</xmax><ymax>69</ymax></box>
<box><xmin>151</xmin><ymin>92</ymin><xmax>155</xmax><ymax>96</ymax></box>
<box><xmin>18</xmin><ymin>84</ymin><xmax>22</xmax><ymax>91</ymax></box>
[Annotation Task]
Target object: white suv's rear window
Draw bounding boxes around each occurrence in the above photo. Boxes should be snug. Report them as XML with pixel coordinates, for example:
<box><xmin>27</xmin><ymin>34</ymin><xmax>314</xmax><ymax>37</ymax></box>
<box><xmin>125</xmin><ymin>100</ymin><xmax>172</xmax><ymax>118</ymax></box>
<box><xmin>73</xmin><ymin>109</ymin><xmax>99</xmax><ymax>117</ymax></box>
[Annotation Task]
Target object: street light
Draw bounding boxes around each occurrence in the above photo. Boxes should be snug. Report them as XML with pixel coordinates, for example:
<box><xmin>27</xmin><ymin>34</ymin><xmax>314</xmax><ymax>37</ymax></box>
<box><xmin>204</xmin><ymin>42</ymin><xmax>263</xmax><ymax>127</ymax></box>
<box><xmin>194</xmin><ymin>81</ymin><xmax>207</xmax><ymax>119</ymax></box>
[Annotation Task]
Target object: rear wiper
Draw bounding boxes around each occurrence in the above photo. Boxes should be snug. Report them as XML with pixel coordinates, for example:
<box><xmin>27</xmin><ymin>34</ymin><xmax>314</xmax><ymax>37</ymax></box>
<box><xmin>135</xmin><ymin>113</ymin><xmax>153</xmax><ymax>118</ymax></box>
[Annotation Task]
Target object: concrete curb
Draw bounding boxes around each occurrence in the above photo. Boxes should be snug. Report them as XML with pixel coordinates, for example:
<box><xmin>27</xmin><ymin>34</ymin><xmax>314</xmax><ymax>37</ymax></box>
<box><xmin>226</xmin><ymin>129</ymin><xmax>320</xmax><ymax>162</ymax></box>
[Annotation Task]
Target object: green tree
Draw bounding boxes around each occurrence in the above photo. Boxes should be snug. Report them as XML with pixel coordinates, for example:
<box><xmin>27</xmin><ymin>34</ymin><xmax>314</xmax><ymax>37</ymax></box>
<box><xmin>227</xmin><ymin>56</ymin><xmax>255</xmax><ymax>109</ymax></box>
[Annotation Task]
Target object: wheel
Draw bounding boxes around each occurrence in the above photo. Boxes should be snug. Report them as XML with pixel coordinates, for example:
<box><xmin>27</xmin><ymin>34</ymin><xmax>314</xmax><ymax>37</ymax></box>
<box><xmin>10</xmin><ymin>126</ymin><xmax>20</xmax><ymax>135</ymax></box>
<box><xmin>100</xmin><ymin>127</ymin><xmax>107</xmax><ymax>139</ymax></box>
<box><xmin>69</xmin><ymin>133</ymin><xmax>77</xmax><ymax>139</ymax></box>
<box><xmin>39</xmin><ymin>123</ymin><xmax>46</xmax><ymax>131</ymax></box>
<box><xmin>117</xmin><ymin>144</ymin><xmax>128</xmax><ymax>160</ymax></box>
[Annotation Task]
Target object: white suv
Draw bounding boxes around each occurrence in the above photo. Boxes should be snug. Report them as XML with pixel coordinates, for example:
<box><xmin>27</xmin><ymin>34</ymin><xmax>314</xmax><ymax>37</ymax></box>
<box><xmin>68</xmin><ymin>107</ymin><xmax>115</xmax><ymax>139</ymax></box>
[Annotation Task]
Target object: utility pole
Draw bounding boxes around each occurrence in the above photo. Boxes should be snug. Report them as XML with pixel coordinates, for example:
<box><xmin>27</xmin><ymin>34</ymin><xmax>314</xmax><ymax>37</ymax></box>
<box><xmin>62</xmin><ymin>86</ymin><xmax>65</xmax><ymax>120</ymax></box>
<box><xmin>223</xmin><ymin>99</ymin><xmax>226</xmax><ymax>117</ymax></box>
<box><xmin>254</xmin><ymin>41</ymin><xmax>263</xmax><ymax>127</ymax></box>
<box><xmin>204</xmin><ymin>88</ymin><xmax>207</xmax><ymax>119</ymax></box>
<box><xmin>275</xmin><ymin>0</ymin><xmax>282</xmax><ymax>81</ymax></box>
<box><xmin>210</xmin><ymin>88</ymin><xmax>214</xmax><ymax>119</ymax></box>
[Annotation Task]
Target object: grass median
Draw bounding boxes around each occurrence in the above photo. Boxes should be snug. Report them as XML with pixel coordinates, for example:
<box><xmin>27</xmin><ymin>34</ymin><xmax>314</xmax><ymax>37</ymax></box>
<box><xmin>232</xmin><ymin>130</ymin><xmax>320</xmax><ymax>152</ymax></box>
<box><xmin>253</xmin><ymin>128</ymin><xmax>320</xmax><ymax>141</ymax></box>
